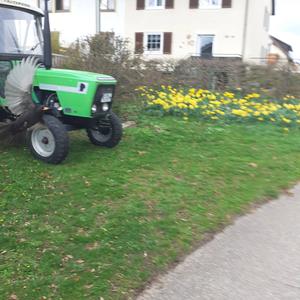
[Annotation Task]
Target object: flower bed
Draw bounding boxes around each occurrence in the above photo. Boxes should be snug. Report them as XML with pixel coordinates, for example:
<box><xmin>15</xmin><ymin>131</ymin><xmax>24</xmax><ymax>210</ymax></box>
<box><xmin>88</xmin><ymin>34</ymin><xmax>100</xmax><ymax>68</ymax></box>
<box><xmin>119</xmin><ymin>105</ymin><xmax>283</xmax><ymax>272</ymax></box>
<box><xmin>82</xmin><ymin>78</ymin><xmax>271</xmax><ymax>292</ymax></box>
<box><xmin>138</xmin><ymin>86</ymin><xmax>300</xmax><ymax>130</ymax></box>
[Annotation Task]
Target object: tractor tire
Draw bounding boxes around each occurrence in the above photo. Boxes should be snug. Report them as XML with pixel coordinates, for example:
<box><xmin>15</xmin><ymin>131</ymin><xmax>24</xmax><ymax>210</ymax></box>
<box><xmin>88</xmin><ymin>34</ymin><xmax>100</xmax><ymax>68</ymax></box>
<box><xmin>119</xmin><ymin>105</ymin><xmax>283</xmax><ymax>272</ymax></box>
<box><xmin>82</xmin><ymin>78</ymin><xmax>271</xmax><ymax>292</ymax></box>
<box><xmin>87</xmin><ymin>112</ymin><xmax>122</xmax><ymax>148</ymax></box>
<box><xmin>27</xmin><ymin>114</ymin><xmax>69</xmax><ymax>164</ymax></box>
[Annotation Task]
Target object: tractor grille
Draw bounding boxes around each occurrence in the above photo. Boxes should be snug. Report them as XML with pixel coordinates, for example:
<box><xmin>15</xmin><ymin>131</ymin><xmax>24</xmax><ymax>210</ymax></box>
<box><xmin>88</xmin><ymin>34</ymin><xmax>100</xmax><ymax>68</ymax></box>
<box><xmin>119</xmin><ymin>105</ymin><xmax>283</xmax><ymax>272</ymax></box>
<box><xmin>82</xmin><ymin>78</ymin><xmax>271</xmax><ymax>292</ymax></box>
<box><xmin>93</xmin><ymin>85</ymin><xmax>115</xmax><ymax>114</ymax></box>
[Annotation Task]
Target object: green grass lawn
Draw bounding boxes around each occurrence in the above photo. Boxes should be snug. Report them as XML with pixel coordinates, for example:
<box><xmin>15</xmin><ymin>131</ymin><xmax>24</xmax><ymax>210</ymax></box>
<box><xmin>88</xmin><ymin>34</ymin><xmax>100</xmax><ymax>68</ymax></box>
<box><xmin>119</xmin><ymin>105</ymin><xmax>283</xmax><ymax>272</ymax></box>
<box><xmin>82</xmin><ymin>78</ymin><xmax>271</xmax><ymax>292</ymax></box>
<box><xmin>1</xmin><ymin>116</ymin><xmax>300</xmax><ymax>299</ymax></box>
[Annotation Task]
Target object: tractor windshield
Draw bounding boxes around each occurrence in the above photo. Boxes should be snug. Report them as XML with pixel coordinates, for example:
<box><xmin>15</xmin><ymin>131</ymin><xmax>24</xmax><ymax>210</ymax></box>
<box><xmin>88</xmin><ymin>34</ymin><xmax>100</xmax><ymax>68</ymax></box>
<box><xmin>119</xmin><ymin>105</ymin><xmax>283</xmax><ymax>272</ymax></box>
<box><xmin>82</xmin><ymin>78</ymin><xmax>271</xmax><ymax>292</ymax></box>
<box><xmin>0</xmin><ymin>6</ymin><xmax>43</xmax><ymax>55</ymax></box>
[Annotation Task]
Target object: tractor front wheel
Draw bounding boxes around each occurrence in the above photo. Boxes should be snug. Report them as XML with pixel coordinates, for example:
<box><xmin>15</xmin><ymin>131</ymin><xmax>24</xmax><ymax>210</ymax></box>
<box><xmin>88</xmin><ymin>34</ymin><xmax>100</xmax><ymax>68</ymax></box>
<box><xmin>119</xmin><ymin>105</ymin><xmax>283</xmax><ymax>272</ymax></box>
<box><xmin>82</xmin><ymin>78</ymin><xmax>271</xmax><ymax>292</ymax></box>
<box><xmin>27</xmin><ymin>115</ymin><xmax>69</xmax><ymax>164</ymax></box>
<box><xmin>87</xmin><ymin>112</ymin><xmax>122</xmax><ymax>148</ymax></box>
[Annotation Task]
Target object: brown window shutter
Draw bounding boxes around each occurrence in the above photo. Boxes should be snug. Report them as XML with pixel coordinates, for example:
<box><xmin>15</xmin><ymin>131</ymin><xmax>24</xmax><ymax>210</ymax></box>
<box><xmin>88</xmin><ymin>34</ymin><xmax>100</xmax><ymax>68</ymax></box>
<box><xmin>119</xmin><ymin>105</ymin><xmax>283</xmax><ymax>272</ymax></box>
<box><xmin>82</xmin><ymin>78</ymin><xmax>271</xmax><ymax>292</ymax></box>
<box><xmin>163</xmin><ymin>32</ymin><xmax>172</xmax><ymax>54</ymax></box>
<box><xmin>135</xmin><ymin>32</ymin><xmax>144</xmax><ymax>54</ymax></box>
<box><xmin>189</xmin><ymin>0</ymin><xmax>199</xmax><ymax>9</ymax></box>
<box><xmin>165</xmin><ymin>0</ymin><xmax>174</xmax><ymax>9</ymax></box>
<box><xmin>222</xmin><ymin>0</ymin><xmax>232</xmax><ymax>8</ymax></box>
<box><xmin>137</xmin><ymin>0</ymin><xmax>145</xmax><ymax>10</ymax></box>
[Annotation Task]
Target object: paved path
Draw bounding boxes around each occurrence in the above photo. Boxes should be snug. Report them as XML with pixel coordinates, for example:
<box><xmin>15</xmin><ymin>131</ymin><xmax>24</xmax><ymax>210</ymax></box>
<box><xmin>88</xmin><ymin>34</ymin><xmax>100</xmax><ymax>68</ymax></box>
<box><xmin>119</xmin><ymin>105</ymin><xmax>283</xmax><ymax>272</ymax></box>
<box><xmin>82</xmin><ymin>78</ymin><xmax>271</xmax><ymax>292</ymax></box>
<box><xmin>137</xmin><ymin>184</ymin><xmax>300</xmax><ymax>300</ymax></box>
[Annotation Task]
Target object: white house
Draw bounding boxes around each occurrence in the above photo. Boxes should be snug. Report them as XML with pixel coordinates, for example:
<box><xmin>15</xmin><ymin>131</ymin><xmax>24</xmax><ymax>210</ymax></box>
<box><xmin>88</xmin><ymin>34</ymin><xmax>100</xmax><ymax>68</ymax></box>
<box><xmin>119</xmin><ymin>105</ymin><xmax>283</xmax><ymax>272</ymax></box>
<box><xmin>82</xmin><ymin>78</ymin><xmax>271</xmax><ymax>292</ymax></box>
<box><xmin>268</xmin><ymin>35</ymin><xmax>293</xmax><ymax>65</ymax></box>
<box><xmin>28</xmin><ymin>0</ymin><xmax>276</xmax><ymax>63</ymax></box>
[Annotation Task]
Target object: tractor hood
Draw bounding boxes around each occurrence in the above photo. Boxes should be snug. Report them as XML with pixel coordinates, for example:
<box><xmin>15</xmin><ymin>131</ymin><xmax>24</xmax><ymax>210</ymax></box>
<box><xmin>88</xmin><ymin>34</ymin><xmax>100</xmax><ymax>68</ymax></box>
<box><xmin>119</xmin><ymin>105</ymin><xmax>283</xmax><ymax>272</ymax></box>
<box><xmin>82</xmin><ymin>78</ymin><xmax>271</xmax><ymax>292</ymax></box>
<box><xmin>34</xmin><ymin>68</ymin><xmax>117</xmax><ymax>86</ymax></box>
<box><xmin>33</xmin><ymin>68</ymin><xmax>117</xmax><ymax>118</ymax></box>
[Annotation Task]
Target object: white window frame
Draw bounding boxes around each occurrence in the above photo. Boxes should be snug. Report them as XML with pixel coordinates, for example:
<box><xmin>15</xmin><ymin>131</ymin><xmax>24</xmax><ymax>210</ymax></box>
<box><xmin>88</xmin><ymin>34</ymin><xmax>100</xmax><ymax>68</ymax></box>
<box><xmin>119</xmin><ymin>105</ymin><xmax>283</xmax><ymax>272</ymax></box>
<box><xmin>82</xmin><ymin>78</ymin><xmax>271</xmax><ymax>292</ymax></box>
<box><xmin>197</xmin><ymin>34</ymin><xmax>214</xmax><ymax>57</ymax></box>
<box><xmin>100</xmin><ymin>0</ymin><xmax>116</xmax><ymax>11</ymax></box>
<box><xmin>144</xmin><ymin>32</ymin><xmax>163</xmax><ymax>54</ymax></box>
<box><xmin>199</xmin><ymin>0</ymin><xmax>221</xmax><ymax>9</ymax></box>
<box><xmin>146</xmin><ymin>0</ymin><xmax>165</xmax><ymax>10</ymax></box>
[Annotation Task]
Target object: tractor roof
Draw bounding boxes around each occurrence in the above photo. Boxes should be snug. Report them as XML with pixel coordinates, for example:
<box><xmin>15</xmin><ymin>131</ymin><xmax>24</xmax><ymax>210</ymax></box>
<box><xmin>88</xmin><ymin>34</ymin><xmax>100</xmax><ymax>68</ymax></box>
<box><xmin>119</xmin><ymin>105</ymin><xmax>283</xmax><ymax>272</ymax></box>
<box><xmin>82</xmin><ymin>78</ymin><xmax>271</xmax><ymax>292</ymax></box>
<box><xmin>0</xmin><ymin>0</ymin><xmax>43</xmax><ymax>16</ymax></box>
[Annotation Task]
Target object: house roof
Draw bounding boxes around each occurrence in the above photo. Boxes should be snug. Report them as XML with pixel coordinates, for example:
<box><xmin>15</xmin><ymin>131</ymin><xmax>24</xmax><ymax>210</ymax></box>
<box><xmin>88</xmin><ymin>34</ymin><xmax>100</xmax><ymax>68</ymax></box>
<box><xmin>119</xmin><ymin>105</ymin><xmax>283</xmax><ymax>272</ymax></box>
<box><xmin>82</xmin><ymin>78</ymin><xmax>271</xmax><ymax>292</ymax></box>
<box><xmin>270</xmin><ymin>36</ymin><xmax>293</xmax><ymax>54</ymax></box>
<box><xmin>0</xmin><ymin>0</ymin><xmax>43</xmax><ymax>16</ymax></box>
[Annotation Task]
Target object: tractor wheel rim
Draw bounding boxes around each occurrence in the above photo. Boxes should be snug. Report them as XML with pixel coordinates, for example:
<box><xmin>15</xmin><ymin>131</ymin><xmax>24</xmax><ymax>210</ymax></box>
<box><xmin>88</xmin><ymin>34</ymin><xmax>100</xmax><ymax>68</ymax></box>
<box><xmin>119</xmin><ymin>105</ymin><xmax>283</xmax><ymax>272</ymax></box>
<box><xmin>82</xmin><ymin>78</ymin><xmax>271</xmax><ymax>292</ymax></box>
<box><xmin>31</xmin><ymin>127</ymin><xmax>55</xmax><ymax>157</ymax></box>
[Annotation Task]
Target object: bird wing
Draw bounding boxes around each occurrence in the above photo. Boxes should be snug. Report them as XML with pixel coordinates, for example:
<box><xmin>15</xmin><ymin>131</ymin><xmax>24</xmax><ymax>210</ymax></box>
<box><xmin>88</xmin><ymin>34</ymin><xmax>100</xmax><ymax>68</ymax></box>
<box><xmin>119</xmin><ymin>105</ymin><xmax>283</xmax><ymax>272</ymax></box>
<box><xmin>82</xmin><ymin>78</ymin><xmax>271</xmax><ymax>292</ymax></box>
<box><xmin>4</xmin><ymin>56</ymin><xmax>40</xmax><ymax>115</ymax></box>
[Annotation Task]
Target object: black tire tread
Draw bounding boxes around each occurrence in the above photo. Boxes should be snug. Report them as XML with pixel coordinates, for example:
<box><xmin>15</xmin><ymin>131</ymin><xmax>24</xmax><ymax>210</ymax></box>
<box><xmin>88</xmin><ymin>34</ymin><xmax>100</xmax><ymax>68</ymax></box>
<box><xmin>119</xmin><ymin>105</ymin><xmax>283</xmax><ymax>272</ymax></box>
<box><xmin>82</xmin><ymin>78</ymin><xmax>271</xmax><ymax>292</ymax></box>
<box><xmin>87</xmin><ymin>112</ymin><xmax>122</xmax><ymax>148</ymax></box>
<box><xmin>27</xmin><ymin>114</ymin><xmax>69</xmax><ymax>164</ymax></box>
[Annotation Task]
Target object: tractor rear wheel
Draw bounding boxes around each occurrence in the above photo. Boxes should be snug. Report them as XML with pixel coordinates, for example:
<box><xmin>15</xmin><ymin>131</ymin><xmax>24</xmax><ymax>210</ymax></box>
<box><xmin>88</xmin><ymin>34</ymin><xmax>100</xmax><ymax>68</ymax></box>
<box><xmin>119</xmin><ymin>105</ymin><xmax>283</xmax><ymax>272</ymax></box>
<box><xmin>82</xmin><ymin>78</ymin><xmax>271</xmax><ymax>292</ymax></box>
<box><xmin>87</xmin><ymin>112</ymin><xmax>122</xmax><ymax>148</ymax></box>
<box><xmin>27</xmin><ymin>115</ymin><xmax>69</xmax><ymax>164</ymax></box>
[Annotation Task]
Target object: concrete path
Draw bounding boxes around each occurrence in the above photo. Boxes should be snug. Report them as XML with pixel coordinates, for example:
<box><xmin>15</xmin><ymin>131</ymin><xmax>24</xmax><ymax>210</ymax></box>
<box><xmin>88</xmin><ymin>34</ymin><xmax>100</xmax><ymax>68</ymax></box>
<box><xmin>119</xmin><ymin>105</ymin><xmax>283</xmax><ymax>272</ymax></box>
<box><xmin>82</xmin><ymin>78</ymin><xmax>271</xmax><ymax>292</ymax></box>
<box><xmin>137</xmin><ymin>184</ymin><xmax>300</xmax><ymax>300</ymax></box>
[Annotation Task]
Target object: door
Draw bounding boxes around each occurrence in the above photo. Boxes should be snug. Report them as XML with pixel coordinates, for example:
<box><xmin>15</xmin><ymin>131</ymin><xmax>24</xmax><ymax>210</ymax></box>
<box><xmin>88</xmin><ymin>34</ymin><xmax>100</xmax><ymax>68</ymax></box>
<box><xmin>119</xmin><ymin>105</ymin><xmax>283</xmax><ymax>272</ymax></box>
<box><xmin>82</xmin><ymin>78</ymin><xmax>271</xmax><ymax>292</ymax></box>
<box><xmin>197</xmin><ymin>35</ymin><xmax>214</xmax><ymax>58</ymax></box>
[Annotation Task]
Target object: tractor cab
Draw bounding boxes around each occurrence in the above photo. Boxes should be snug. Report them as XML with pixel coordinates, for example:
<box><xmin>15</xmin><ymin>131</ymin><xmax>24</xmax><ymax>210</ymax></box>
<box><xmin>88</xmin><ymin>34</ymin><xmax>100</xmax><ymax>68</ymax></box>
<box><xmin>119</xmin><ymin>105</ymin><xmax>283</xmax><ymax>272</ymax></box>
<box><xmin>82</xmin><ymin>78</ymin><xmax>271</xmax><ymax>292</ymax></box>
<box><xmin>0</xmin><ymin>0</ymin><xmax>45</xmax><ymax>99</ymax></box>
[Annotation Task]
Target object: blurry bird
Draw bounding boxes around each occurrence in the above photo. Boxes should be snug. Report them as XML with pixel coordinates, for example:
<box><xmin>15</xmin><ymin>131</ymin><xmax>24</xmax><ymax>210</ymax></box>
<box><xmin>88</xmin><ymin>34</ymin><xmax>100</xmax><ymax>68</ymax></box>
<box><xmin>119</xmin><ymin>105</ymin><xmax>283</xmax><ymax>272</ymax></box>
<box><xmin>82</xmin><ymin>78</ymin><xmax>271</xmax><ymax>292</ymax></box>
<box><xmin>0</xmin><ymin>57</ymin><xmax>43</xmax><ymax>144</ymax></box>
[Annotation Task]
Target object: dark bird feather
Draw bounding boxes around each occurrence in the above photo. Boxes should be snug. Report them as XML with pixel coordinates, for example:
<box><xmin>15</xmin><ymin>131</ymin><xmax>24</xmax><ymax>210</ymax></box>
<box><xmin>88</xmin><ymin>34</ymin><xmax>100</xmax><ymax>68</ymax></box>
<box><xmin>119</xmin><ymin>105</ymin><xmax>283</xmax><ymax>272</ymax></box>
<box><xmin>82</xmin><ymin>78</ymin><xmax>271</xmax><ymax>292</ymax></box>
<box><xmin>0</xmin><ymin>57</ymin><xmax>41</xmax><ymax>145</ymax></box>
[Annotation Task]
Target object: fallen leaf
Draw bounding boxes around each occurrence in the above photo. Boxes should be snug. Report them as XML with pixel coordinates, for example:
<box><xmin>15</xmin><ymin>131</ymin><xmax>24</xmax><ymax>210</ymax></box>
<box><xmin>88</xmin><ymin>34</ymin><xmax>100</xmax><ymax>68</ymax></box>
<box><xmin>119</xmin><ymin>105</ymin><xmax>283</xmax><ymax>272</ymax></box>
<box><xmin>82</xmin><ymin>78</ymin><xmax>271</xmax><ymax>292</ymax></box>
<box><xmin>248</xmin><ymin>162</ymin><xmax>258</xmax><ymax>168</ymax></box>
<box><xmin>50</xmin><ymin>284</ymin><xmax>57</xmax><ymax>289</ymax></box>
<box><xmin>85</xmin><ymin>242</ymin><xmax>100</xmax><ymax>251</ymax></box>
<box><xmin>62</xmin><ymin>255</ymin><xmax>73</xmax><ymax>262</ymax></box>
<box><xmin>84</xmin><ymin>284</ymin><xmax>94</xmax><ymax>289</ymax></box>
<box><xmin>138</xmin><ymin>151</ymin><xmax>147</xmax><ymax>156</ymax></box>
<box><xmin>76</xmin><ymin>259</ymin><xmax>85</xmax><ymax>264</ymax></box>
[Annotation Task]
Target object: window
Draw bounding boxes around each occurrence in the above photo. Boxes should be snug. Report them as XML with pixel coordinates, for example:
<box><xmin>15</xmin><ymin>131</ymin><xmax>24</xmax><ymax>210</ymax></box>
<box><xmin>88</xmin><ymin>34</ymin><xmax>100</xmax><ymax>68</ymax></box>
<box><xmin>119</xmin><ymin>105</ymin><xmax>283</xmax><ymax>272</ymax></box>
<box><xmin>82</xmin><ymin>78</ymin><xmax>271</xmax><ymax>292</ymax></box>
<box><xmin>55</xmin><ymin>0</ymin><xmax>70</xmax><ymax>11</ymax></box>
<box><xmin>135</xmin><ymin>32</ymin><xmax>172</xmax><ymax>54</ymax></box>
<box><xmin>190</xmin><ymin>0</ymin><xmax>231</xmax><ymax>9</ymax></box>
<box><xmin>0</xmin><ymin>7</ymin><xmax>43</xmax><ymax>55</ymax></box>
<box><xmin>199</xmin><ymin>0</ymin><xmax>221</xmax><ymax>9</ymax></box>
<box><xmin>100</xmin><ymin>0</ymin><xmax>115</xmax><ymax>11</ymax></box>
<box><xmin>146</xmin><ymin>33</ymin><xmax>162</xmax><ymax>52</ymax></box>
<box><xmin>38</xmin><ymin>0</ymin><xmax>70</xmax><ymax>12</ymax></box>
<box><xmin>197</xmin><ymin>35</ymin><xmax>214</xmax><ymax>57</ymax></box>
<box><xmin>146</xmin><ymin>0</ymin><xmax>165</xmax><ymax>9</ymax></box>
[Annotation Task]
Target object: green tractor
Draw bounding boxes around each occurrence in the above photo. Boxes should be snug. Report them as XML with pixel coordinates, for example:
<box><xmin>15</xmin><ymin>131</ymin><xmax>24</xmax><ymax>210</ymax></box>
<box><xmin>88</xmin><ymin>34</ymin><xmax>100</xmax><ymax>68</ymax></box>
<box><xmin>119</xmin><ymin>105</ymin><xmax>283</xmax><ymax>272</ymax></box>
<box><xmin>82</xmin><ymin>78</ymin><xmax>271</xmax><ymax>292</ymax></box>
<box><xmin>0</xmin><ymin>0</ymin><xmax>122</xmax><ymax>164</ymax></box>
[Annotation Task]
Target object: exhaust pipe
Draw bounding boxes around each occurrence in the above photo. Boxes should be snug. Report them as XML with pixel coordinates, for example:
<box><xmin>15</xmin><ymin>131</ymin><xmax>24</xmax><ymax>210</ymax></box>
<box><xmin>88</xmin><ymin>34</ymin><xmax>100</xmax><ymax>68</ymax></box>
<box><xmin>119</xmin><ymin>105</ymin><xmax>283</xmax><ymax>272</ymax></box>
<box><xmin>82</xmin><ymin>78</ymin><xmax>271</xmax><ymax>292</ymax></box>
<box><xmin>43</xmin><ymin>0</ymin><xmax>52</xmax><ymax>69</ymax></box>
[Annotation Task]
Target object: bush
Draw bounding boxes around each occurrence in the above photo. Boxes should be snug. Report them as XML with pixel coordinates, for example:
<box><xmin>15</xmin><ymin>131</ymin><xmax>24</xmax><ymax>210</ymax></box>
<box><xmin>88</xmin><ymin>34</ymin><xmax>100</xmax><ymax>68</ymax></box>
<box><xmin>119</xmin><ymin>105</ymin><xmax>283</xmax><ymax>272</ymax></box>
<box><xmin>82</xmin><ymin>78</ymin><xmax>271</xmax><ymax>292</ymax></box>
<box><xmin>173</xmin><ymin>58</ymin><xmax>300</xmax><ymax>98</ymax></box>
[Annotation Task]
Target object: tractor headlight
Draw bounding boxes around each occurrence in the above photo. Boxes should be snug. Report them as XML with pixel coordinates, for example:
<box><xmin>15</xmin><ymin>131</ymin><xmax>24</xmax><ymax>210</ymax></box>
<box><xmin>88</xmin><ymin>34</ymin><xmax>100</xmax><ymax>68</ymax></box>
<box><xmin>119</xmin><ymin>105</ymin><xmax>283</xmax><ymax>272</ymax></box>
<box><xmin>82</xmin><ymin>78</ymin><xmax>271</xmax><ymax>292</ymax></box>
<box><xmin>92</xmin><ymin>104</ymin><xmax>97</xmax><ymax>113</ymax></box>
<box><xmin>102</xmin><ymin>103</ymin><xmax>109</xmax><ymax>112</ymax></box>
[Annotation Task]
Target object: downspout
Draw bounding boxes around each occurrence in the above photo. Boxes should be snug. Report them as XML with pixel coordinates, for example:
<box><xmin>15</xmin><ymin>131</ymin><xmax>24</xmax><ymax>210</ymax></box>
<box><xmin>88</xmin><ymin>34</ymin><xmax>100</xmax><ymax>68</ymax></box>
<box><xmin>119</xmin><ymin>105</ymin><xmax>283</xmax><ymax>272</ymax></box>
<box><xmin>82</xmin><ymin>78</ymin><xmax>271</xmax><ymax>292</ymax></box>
<box><xmin>271</xmin><ymin>0</ymin><xmax>275</xmax><ymax>15</ymax></box>
<box><xmin>96</xmin><ymin>0</ymin><xmax>101</xmax><ymax>33</ymax></box>
<box><xmin>241</xmin><ymin>0</ymin><xmax>250</xmax><ymax>61</ymax></box>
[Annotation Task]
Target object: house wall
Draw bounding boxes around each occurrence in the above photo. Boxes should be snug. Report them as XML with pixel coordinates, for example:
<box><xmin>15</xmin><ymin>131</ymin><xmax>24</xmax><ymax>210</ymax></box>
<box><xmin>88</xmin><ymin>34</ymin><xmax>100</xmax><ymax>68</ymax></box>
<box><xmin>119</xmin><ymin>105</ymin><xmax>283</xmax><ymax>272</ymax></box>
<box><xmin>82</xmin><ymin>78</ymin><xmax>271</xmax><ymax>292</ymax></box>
<box><xmin>28</xmin><ymin>0</ymin><xmax>98</xmax><ymax>45</ymax></box>
<box><xmin>52</xmin><ymin>0</ymin><xmax>97</xmax><ymax>45</ymax></box>
<box><xmin>243</xmin><ymin>0</ymin><xmax>272</xmax><ymax>63</ymax></box>
<box><xmin>100</xmin><ymin>1</ymin><xmax>126</xmax><ymax>36</ymax></box>
<box><xmin>123</xmin><ymin>0</ymin><xmax>273</xmax><ymax>62</ymax></box>
<box><xmin>124</xmin><ymin>0</ymin><xmax>246</xmax><ymax>59</ymax></box>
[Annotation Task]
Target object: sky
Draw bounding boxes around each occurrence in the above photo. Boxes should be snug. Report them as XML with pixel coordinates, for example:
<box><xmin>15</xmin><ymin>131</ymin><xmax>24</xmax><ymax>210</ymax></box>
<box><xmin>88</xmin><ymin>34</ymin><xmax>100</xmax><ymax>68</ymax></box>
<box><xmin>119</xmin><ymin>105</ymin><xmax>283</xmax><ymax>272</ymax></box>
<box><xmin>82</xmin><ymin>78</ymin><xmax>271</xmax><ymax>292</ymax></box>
<box><xmin>270</xmin><ymin>0</ymin><xmax>300</xmax><ymax>61</ymax></box>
